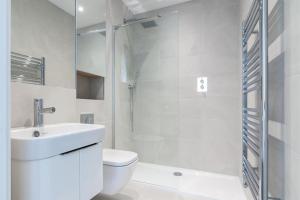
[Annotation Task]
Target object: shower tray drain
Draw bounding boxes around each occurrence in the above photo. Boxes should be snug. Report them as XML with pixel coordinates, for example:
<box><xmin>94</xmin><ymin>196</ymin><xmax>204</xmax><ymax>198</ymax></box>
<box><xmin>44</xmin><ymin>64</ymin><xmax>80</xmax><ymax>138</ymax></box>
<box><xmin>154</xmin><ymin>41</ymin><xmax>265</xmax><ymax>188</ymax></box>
<box><xmin>173</xmin><ymin>172</ymin><xmax>183</xmax><ymax>176</ymax></box>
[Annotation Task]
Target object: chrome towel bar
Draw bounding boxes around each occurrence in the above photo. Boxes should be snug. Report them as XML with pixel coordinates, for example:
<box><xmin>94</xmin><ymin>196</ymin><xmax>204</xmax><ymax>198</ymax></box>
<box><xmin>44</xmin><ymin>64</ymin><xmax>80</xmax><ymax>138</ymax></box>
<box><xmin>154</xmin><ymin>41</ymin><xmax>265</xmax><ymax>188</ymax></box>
<box><xmin>242</xmin><ymin>0</ymin><xmax>280</xmax><ymax>200</ymax></box>
<box><xmin>11</xmin><ymin>52</ymin><xmax>45</xmax><ymax>85</ymax></box>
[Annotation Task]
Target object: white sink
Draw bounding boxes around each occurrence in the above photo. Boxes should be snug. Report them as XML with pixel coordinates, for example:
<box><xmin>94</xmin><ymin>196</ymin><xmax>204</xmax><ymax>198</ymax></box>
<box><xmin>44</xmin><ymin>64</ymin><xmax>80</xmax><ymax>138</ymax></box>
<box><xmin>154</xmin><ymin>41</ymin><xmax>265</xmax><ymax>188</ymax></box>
<box><xmin>11</xmin><ymin>123</ymin><xmax>105</xmax><ymax>161</ymax></box>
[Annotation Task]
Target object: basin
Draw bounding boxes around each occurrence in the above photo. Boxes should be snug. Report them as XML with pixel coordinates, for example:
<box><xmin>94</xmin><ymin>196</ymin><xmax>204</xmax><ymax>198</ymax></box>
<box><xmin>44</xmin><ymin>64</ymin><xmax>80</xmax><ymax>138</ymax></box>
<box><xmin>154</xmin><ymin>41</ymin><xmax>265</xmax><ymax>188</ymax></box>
<box><xmin>11</xmin><ymin>123</ymin><xmax>105</xmax><ymax>200</ymax></box>
<box><xmin>11</xmin><ymin>123</ymin><xmax>105</xmax><ymax>160</ymax></box>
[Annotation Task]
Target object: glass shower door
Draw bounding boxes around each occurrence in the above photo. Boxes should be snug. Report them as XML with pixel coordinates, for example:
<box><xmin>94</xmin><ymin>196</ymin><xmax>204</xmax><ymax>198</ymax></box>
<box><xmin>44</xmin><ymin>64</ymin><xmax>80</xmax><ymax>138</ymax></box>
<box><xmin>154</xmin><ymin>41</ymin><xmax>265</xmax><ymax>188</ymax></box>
<box><xmin>114</xmin><ymin>12</ymin><xmax>179</xmax><ymax>165</ymax></box>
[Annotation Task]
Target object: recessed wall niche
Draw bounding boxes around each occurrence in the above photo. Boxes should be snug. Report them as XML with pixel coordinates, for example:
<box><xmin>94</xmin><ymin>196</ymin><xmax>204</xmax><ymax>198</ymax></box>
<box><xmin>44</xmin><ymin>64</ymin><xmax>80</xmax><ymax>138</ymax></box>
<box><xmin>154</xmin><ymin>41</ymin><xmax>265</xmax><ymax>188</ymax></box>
<box><xmin>76</xmin><ymin>70</ymin><xmax>104</xmax><ymax>100</ymax></box>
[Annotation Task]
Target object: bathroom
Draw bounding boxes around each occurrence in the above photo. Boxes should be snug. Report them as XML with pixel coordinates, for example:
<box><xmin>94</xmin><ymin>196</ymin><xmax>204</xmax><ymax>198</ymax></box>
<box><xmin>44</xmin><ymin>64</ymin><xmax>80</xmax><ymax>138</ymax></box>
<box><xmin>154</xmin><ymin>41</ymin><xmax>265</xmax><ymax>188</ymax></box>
<box><xmin>0</xmin><ymin>0</ymin><xmax>298</xmax><ymax>199</ymax></box>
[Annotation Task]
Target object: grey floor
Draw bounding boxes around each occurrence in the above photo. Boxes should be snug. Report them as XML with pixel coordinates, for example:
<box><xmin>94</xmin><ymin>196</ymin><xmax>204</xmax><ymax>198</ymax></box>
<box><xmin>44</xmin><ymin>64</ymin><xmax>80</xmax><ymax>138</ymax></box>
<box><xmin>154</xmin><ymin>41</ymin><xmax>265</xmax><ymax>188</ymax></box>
<box><xmin>92</xmin><ymin>181</ymin><xmax>217</xmax><ymax>200</ymax></box>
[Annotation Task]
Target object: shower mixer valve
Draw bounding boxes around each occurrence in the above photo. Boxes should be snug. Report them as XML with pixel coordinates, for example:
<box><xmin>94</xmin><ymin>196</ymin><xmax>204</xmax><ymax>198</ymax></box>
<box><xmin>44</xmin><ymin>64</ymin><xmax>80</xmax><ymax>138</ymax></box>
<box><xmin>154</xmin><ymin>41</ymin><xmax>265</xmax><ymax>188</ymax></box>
<box><xmin>197</xmin><ymin>77</ymin><xmax>208</xmax><ymax>93</ymax></box>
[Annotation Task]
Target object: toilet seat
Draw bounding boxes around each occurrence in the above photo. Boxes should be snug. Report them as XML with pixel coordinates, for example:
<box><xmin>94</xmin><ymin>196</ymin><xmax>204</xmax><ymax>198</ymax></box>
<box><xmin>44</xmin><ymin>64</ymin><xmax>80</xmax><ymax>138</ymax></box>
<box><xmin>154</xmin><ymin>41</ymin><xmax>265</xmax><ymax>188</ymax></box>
<box><xmin>103</xmin><ymin>149</ymin><xmax>138</xmax><ymax>167</ymax></box>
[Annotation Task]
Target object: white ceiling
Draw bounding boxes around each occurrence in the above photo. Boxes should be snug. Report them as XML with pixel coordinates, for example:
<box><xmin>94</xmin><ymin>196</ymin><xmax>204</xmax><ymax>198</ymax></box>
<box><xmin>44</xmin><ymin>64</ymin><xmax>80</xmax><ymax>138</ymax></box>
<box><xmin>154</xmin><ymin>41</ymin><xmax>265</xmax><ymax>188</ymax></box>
<box><xmin>121</xmin><ymin>0</ymin><xmax>192</xmax><ymax>14</ymax></box>
<box><xmin>48</xmin><ymin>0</ymin><xmax>106</xmax><ymax>28</ymax></box>
<box><xmin>48</xmin><ymin>0</ymin><xmax>75</xmax><ymax>16</ymax></box>
<box><xmin>48</xmin><ymin>0</ymin><xmax>191</xmax><ymax>28</ymax></box>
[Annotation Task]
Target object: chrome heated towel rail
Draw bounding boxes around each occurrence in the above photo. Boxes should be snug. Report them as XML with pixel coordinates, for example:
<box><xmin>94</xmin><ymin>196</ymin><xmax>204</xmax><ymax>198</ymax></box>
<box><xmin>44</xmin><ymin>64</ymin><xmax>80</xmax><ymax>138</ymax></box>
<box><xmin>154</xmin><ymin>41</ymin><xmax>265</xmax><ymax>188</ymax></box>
<box><xmin>11</xmin><ymin>52</ymin><xmax>45</xmax><ymax>85</ymax></box>
<box><xmin>242</xmin><ymin>0</ymin><xmax>279</xmax><ymax>200</ymax></box>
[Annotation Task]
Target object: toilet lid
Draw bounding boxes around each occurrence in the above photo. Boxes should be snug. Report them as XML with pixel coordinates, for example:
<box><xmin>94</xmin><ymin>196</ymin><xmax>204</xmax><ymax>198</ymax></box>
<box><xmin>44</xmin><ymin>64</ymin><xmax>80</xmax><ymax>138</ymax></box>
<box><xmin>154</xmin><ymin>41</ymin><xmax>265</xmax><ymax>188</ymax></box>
<box><xmin>103</xmin><ymin>149</ymin><xmax>138</xmax><ymax>167</ymax></box>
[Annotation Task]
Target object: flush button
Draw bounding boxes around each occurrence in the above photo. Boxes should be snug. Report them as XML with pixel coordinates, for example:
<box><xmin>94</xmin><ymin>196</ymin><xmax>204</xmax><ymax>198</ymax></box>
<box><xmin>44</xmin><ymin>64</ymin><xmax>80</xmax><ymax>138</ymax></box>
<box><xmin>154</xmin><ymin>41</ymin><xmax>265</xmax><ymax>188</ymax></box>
<box><xmin>80</xmin><ymin>113</ymin><xmax>94</xmax><ymax>124</ymax></box>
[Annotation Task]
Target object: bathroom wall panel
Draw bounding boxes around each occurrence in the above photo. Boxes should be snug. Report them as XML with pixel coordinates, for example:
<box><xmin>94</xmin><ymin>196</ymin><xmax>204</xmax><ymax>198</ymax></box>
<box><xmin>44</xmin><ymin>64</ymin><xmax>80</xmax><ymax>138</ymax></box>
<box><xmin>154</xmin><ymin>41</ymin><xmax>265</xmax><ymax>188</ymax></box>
<box><xmin>10</xmin><ymin>0</ymin><xmax>111</xmax><ymax>149</ymax></box>
<box><xmin>11</xmin><ymin>82</ymin><xmax>76</xmax><ymax>128</ymax></box>
<box><xmin>75</xmin><ymin>99</ymin><xmax>113</xmax><ymax>148</ymax></box>
<box><xmin>10</xmin><ymin>0</ymin><xmax>78</xmax><ymax>128</ymax></box>
<box><xmin>11</xmin><ymin>0</ymin><xmax>75</xmax><ymax>89</ymax></box>
<box><xmin>114</xmin><ymin>0</ymin><xmax>242</xmax><ymax>176</ymax></box>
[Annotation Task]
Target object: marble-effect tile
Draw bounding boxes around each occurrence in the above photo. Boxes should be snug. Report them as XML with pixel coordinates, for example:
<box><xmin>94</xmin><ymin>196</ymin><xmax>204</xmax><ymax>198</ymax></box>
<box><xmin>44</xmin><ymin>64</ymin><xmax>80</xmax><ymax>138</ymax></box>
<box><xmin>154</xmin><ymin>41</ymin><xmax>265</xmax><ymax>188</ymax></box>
<box><xmin>114</xmin><ymin>0</ymin><xmax>242</xmax><ymax>176</ymax></box>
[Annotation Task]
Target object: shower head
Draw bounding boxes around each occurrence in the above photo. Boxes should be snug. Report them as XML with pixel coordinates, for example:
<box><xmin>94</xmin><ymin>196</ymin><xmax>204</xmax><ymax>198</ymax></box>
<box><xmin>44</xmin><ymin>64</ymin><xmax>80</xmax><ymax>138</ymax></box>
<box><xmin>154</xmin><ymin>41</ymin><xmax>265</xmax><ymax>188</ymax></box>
<box><xmin>141</xmin><ymin>20</ymin><xmax>158</xmax><ymax>28</ymax></box>
<box><xmin>128</xmin><ymin>80</ymin><xmax>136</xmax><ymax>89</ymax></box>
<box><xmin>115</xmin><ymin>15</ymin><xmax>162</xmax><ymax>30</ymax></box>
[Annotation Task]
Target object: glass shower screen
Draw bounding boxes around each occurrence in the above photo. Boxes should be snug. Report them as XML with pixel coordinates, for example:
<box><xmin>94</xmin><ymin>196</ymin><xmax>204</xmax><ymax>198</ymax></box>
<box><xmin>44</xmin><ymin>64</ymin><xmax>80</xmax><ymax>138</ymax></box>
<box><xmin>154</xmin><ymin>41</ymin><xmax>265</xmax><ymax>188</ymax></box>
<box><xmin>113</xmin><ymin>13</ymin><xmax>180</xmax><ymax>165</ymax></box>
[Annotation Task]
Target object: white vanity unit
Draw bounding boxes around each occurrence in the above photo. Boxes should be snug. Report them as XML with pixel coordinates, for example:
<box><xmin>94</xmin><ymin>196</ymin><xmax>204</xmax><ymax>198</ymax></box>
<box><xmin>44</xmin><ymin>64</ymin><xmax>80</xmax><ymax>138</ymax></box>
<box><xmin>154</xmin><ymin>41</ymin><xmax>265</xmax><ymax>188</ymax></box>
<box><xmin>11</xmin><ymin>123</ymin><xmax>105</xmax><ymax>200</ymax></box>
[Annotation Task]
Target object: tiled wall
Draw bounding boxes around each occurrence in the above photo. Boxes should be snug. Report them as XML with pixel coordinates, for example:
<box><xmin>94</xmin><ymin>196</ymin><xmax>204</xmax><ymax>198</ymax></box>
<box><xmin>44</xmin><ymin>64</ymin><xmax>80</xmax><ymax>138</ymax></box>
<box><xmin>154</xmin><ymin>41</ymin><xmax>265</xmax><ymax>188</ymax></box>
<box><xmin>11</xmin><ymin>83</ymin><xmax>77</xmax><ymax>127</ymax></box>
<box><xmin>284</xmin><ymin>0</ymin><xmax>300</xmax><ymax>199</ymax></box>
<box><xmin>11</xmin><ymin>82</ymin><xmax>111</xmax><ymax>148</ymax></box>
<box><xmin>113</xmin><ymin>0</ymin><xmax>242</xmax><ymax>176</ymax></box>
<box><xmin>11</xmin><ymin>0</ymin><xmax>112</xmax><ymax>148</ymax></box>
<box><xmin>11</xmin><ymin>0</ymin><xmax>76</xmax><ymax>128</ymax></box>
<box><xmin>175</xmin><ymin>1</ymin><xmax>241</xmax><ymax>175</ymax></box>
<box><xmin>76</xmin><ymin>99</ymin><xmax>111</xmax><ymax>148</ymax></box>
<box><xmin>11</xmin><ymin>0</ymin><xmax>75</xmax><ymax>89</ymax></box>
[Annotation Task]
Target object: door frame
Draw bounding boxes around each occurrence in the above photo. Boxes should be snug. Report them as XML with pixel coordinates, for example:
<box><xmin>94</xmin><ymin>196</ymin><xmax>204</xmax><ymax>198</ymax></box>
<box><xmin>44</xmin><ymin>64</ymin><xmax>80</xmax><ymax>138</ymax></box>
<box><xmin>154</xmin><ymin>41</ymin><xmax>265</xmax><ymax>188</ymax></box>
<box><xmin>0</xmin><ymin>0</ymin><xmax>11</xmax><ymax>199</ymax></box>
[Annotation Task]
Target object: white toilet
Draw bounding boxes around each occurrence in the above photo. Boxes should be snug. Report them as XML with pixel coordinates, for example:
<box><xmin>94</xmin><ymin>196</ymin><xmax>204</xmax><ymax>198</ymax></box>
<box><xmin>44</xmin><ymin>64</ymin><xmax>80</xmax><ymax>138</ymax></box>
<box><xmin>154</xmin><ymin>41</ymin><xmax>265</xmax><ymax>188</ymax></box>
<box><xmin>101</xmin><ymin>149</ymin><xmax>138</xmax><ymax>195</ymax></box>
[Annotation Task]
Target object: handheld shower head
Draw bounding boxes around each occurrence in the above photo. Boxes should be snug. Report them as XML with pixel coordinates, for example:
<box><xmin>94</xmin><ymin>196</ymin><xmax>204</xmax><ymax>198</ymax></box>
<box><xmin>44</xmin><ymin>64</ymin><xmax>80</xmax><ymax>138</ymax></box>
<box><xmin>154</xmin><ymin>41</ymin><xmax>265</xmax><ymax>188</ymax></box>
<box><xmin>128</xmin><ymin>80</ymin><xmax>136</xmax><ymax>89</ymax></box>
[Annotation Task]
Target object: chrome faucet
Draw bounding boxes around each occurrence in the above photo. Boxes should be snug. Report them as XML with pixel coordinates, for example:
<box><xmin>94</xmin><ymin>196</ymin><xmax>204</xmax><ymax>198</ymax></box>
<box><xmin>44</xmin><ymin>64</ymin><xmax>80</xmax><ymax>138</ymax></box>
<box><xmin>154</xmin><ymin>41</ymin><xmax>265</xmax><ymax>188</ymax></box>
<box><xmin>34</xmin><ymin>99</ymin><xmax>56</xmax><ymax>127</ymax></box>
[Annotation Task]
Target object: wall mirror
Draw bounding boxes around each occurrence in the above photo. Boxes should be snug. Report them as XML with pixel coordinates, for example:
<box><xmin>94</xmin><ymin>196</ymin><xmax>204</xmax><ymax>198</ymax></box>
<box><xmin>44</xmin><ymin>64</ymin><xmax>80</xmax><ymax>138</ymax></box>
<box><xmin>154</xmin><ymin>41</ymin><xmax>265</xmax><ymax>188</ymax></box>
<box><xmin>11</xmin><ymin>0</ymin><xmax>76</xmax><ymax>89</ymax></box>
<box><xmin>76</xmin><ymin>0</ymin><xmax>106</xmax><ymax>100</ymax></box>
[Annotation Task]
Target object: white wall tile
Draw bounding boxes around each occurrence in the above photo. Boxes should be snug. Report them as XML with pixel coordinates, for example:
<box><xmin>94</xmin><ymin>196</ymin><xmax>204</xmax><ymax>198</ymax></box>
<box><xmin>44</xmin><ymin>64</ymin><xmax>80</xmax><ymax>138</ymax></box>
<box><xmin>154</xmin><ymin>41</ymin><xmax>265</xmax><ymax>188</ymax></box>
<box><xmin>12</xmin><ymin>0</ymin><xmax>75</xmax><ymax>89</ymax></box>
<box><xmin>284</xmin><ymin>147</ymin><xmax>300</xmax><ymax>200</ymax></box>
<box><xmin>116</xmin><ymin>0</ymin><xmax>241</xmax><ymax>175</ymax></box>
<box><xmin>11</xmin><ymin>82</ymin><xmax>76</xmax><ymax>128</ymax></box>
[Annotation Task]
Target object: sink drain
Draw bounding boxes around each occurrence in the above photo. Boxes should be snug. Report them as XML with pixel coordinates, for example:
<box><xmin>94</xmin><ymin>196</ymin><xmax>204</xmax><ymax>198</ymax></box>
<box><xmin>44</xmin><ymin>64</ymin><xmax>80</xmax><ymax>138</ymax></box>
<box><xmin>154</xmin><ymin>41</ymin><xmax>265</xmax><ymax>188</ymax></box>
<box><xmin>173</xmin><ymin>171</ymin><xmax>183</xmax><ymax>176</ymax></box>
<box><xmin>33</xmin><ymin>130</ymin><xmax>40</xmax><ymax>137</ymax></box>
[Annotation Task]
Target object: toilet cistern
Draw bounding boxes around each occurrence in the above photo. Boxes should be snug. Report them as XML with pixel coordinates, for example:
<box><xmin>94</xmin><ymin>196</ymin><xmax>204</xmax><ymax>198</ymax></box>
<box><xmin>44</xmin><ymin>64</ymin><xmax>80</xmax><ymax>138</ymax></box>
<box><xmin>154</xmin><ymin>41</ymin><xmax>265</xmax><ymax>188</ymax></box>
<box><xmin>34</xmin><ymin>98</ymin><xmax>56</xmax><ymax>127</ymax></box>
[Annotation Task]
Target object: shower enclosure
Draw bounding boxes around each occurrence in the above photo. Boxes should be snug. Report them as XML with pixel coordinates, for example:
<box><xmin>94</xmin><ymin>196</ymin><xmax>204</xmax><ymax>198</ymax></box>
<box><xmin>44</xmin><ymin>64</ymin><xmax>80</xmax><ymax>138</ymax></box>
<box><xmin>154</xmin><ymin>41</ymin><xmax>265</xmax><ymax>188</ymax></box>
<box><xmin>113</xmin><ymin>12</ymin><xmax>181</xmax><ymax>165</ymax></box>
<box><xmin>112</xmin><ymin>0</ymin><xmax>242</xmax><ymax>174</ymax></box>
<box><xmin>108</xmin><ymin>0</ymin><xmax>268</xmax><ymax>199</ymax></box>
<box><xmin>111</xmin><ymin>2</ymin><xmax>243</xmax><ymax>197</ymax></box>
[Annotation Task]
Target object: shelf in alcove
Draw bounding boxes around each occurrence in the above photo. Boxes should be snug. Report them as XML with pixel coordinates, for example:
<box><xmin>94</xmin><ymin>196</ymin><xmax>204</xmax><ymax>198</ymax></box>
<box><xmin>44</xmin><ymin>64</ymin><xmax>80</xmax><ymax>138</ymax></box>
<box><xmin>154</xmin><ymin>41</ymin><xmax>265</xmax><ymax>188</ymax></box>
<box><xmin>77</xmin><ymin>70</ymin><xmax>101</xmax><ymax>78</ymax></box>
<box><xmin>76</xmin><ymin>70</ymin><xmax>104</xmax><ymax>100</ymax></box>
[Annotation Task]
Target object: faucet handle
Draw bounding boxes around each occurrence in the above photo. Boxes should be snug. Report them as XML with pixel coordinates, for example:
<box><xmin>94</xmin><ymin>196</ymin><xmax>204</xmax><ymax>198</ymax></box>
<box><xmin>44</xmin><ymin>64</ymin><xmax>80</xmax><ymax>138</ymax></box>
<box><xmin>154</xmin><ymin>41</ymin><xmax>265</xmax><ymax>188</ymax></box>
<box><xmin>34</xmin><ymin>98</ymin><xmax>43</xmax><ymax>105</ymax></box>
